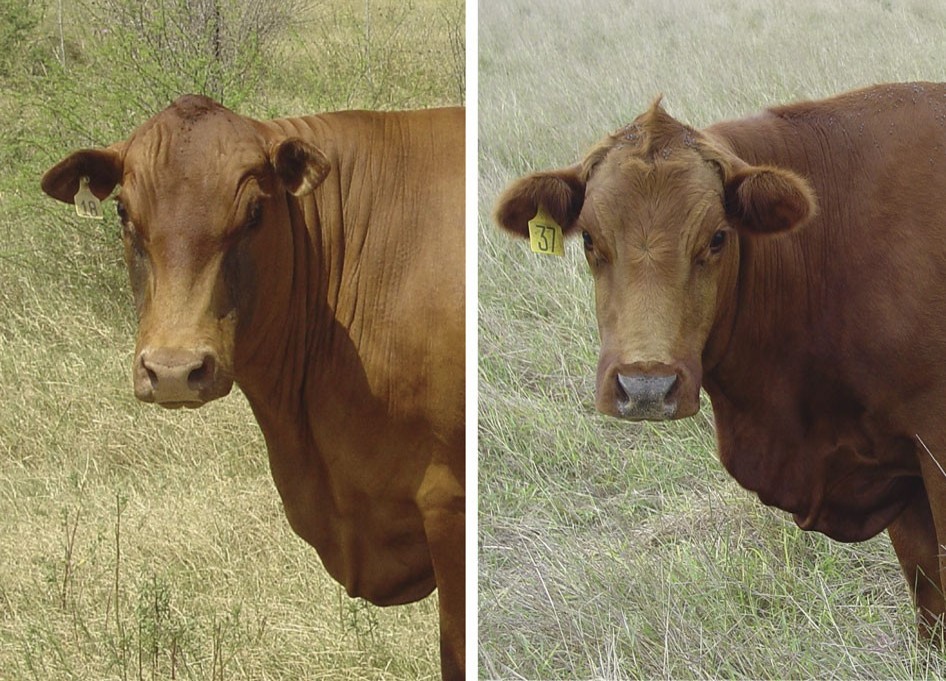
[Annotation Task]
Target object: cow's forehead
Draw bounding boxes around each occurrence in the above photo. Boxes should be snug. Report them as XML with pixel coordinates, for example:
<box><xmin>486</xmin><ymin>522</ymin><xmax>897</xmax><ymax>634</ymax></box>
<box><xmin>122</xmin><ymin>97</ymin><xmax>267</xmax><ymax>186</ymax></box>
<box><xmin>585</xmin><ymin>147</ymin><xmax>722</xmax><ymax>225</ymax></box>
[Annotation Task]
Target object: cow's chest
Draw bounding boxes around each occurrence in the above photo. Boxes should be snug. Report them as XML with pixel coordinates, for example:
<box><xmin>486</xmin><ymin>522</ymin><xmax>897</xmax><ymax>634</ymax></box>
<box><xmin>289</xmin><ymin>404</ymin><xmax>439</xmax><ymax>604</ymax></box>
<box><xmin>709</xmin><ymin>389</ymin><xmax>921</xmax><ymax>542</ymax></box>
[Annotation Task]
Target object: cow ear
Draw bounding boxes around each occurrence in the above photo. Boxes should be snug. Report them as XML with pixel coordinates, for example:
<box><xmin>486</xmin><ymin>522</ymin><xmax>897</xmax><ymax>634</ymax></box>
<box><xmin>41</xmin><ymin>148</ymin><xmax>123</xmax><ymax>204</ymax></box>
<box><xmin>271</xmin><ymin>138</ymin><xmax>331</xmax><ymax>196</ymax></box>
<box><xmin>723</xmin><ymin>164</ymin><xmax>817</xmax><ymax>234</ymax></box>
<box><xmin>494</xmin><ymin>165</ymin><xmax>586</xmax><ymax>238</ymax></box>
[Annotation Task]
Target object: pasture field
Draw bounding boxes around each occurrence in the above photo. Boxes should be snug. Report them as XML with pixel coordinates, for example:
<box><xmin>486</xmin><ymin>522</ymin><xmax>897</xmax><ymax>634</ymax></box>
<box><xmin>478</xmin><ymin>0</ymin><xmax>946</xmax><ymax>678</ymax></box>
<box><xmin>0</xmin><ymin>0</ymin><xmax>461</xmax><ymax>678</ymax></box>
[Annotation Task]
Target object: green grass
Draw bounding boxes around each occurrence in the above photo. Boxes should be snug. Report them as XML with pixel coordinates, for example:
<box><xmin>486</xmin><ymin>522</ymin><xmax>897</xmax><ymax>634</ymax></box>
<box><xmin>478</xmin><ymin>0</ymin><xmax>946</xmax><ymax>678</ymax></box>
<box><xmin>0</xmin><ymin>0</ymin><xmax>460</xmax><ymax>677</ymax></box>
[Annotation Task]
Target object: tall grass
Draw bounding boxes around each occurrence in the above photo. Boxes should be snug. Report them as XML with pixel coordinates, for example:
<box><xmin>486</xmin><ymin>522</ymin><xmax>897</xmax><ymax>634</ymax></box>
<box><xmin>479</xmin><ymin>0</ymin><xmax>946</xmax><ymax>678</ymax></box>
<box><xmin>0</xmin><ymin>0</ymin><xmax>460</xmax><ymax>677</ymax></box>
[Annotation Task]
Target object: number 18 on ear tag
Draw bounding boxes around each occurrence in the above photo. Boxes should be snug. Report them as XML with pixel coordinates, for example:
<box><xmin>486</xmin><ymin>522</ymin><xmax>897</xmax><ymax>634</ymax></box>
<box><xmin>74</xmin><ymin>176</ymin><xmax>104</xmax><ymax>220</ymax></box>
<box><xmin>528</xmin><ymin>206</ymin><xmax>565</xmax><ymax>257</ymax></box>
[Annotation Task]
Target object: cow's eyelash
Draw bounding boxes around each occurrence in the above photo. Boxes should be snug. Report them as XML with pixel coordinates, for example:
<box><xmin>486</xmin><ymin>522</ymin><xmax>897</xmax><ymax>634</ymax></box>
<box><xmin>115</xmin><ymin>199</ymin><xmax>129</xmax><ymax>223</ymax></box>
<box><xmin>244</xmin><ymin>202</ymin><xmax>263</xmax><ymax>229</ymax></box>
<box><xmin>709</xmin><ymin>229</ymin><xmax>727</xmax><ymax>253</ymax></box>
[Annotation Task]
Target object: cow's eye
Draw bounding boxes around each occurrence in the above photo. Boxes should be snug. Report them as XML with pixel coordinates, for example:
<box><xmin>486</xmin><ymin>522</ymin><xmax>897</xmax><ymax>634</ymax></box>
<box><xmin>244</xmin><ymin>202</ymin><xmax>262</xmax><ymax>230</ymax></box>
<box><xmin>582</xmin><ymin>230</ymin><xmax>594</xmax><ymax>251</ymax></box>
<box><xmin>115</xmin><ymin>200</ymin><xmax>137</xmax><ymax>241</ymax></box>
<box><xmin>709</xmin><ymin>229</ymin><xmax>727</xmax><ymax>253</ymax></box>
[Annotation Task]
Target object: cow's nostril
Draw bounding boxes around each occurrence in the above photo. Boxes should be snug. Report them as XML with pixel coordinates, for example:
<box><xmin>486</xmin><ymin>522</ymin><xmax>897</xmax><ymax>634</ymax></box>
<box><xmin>188</xmin><ymin>354</ymin><xmax>215</xmax><ymax>390</ymax></box>
<box><xmin>615</xmin><ymin>373</ymin><xmax>629</xmax><ymax>402</ymax></box>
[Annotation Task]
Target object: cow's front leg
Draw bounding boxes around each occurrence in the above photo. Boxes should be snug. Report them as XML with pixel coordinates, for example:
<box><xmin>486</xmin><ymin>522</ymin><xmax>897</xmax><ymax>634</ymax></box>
<box><xmin>887</xmin><ymin>480</ymin><xmax>945</xmax><ymax>635</ymax></box>
<box><xmin>417</xmin><ymin>461</ymin><xmax>465</xmax><ymax>681</ymax></box>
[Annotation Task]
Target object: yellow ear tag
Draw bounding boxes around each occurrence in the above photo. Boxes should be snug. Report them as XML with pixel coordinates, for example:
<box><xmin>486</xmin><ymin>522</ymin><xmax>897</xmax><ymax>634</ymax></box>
<box><xmin>528</xmin><ymin>206</ymin><xmax>565</xmax><ymax>257</ymax></box>
<box><xmin>74</xmin><ymin>176</ymin><xmax>104</xmax><ymax>220</ymax></box>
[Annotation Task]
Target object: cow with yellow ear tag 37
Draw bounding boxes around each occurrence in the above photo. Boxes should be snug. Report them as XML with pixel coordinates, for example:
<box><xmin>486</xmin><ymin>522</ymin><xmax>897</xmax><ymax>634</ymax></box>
<box><xmin>495</xmin><ymin>83</ymin><xmax>946</xmax><ymax>639</ymax></box>
<box><xmin>42</xmin><ymin>94</ymin><xmax>466</xmax><ymax>680</ymax></box>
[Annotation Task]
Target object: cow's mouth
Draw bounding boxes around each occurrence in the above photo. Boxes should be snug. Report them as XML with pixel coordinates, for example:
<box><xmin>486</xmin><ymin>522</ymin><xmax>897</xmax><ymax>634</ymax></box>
<box><xmin>154</xmin><ymin>399</ymin><xmax>207</xmax><ymax>410</ymax></box>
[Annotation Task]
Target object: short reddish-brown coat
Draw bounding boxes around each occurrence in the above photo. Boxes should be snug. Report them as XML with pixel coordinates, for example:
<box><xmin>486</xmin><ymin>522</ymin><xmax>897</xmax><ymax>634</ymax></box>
<box><xmin>43</xmin><ymin>95</ymin><xmax>465</xmax><ymax>679</ymax></box>
<box><xmin>496</xmin><ymin>82</ymin><xmax>946</xmax><ymax>634</ymax></box>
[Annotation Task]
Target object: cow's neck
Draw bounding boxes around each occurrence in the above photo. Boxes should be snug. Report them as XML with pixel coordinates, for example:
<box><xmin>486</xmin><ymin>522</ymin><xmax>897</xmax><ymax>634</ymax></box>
<box><xmin>231</xmin><ymin>180</ymin><xmax>328</xmax><ymax>511</ymax></box>
<box><xmin>228</xmin><ymin>117</ymin><xmax>436</xmax><ymax>605</ymax></box>
<box><xmin>700</xmin><ymin>111</ymin><xmax>921</xmax><ymax>542</ymax></box>
<box><xmin>703</xmin><ymin>111</ymin><xmax>838</xmax><ymax>408</ymax></box>
<box><xmin>230</xmin><ymin>149</ymin><xmax>361</xmax><ymax>565</ymax></box>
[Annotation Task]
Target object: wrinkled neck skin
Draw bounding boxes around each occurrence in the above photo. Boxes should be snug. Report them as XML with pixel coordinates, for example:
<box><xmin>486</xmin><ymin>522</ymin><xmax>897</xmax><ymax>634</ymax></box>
<box><xmin>699</xmin><ymin>104</ymin><xmax>926</xmax><ymax>542</ymax></box>
<box><xmin>230</xmin><ymin>114</ymin><xmax>440</xmax><ymax>605</ymax></box>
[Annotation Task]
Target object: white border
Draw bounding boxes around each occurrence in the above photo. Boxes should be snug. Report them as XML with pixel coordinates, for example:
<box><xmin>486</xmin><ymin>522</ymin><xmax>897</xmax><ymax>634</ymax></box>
<box><xmin>464</xmin><ymin>0</ymin><xmax>479</xmax><ymax>675</ymax></box>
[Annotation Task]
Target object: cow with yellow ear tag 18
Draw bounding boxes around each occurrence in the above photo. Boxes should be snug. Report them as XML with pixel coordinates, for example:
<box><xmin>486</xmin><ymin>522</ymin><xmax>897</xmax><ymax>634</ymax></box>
<box><xmin>43</xmin><ymin>94</ymin><xmax>466</xmax><ymax>680</ymax></box>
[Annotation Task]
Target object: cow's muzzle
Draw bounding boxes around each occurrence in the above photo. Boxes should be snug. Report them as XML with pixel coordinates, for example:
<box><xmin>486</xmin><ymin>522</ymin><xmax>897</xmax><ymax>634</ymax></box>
<box><xmin>596</xmin><ymin>361</ymin><xmax>699</xmax><ymax>421</ymax></box>
<box><xmin>134</xmin><ymin>347</ymin><xmax>233</xmax><ymax>408</ymax></box>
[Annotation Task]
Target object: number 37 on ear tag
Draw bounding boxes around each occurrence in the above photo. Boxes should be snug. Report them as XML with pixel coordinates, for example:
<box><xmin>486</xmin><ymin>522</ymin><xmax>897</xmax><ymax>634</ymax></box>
<box><xmin>528</xmin><ymin>206</ymin><xmax>565</xmax><ymax>257</ymax></box>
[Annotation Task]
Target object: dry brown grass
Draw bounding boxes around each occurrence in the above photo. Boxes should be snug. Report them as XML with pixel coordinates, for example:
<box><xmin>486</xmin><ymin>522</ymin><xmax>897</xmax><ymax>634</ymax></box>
<box><xmin>0</xmin><ymin>0</ymin><xmax>460</xmax><ymax>677</ymax></box>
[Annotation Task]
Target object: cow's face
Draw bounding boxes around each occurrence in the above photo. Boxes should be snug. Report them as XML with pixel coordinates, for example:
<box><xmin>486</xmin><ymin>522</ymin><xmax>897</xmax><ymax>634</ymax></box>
<box><xmin>41</xmin><ymin>95</ymin><xmax>330</xmax><ymax>408</ymax></box>
<box><xmin>495</xmin><ymin>102</ymin><xmax>816</xmax><ymax>421</ymax></box>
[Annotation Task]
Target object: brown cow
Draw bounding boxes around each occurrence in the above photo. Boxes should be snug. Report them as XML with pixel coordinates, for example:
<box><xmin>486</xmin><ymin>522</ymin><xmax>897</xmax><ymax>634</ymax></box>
<box><xmin>42</xmin><ymin>95</ymin><xmax>465</xmax><ymax>679</ymax></box>
<box><xmin>495</xmin><ymin>81</ymin><xmax>946</xmax><ymax>636</ymax></box>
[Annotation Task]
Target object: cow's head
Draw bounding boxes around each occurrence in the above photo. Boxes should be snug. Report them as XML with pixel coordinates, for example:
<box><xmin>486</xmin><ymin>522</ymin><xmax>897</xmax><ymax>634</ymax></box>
<box><xmin>41</xmin><ymin>94</ymin><xmax>331</xmax><ymax>408</ymax></box>
<box><xmin>495</xmin><ymin>101</ymin><xmax>816</xmax><ymax>420</ymax></box>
